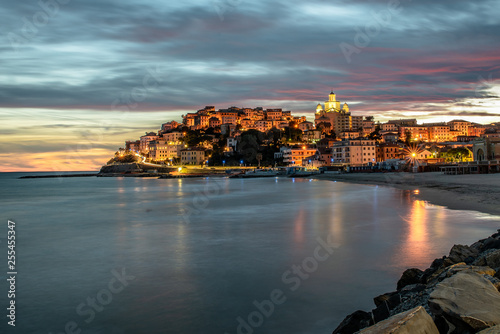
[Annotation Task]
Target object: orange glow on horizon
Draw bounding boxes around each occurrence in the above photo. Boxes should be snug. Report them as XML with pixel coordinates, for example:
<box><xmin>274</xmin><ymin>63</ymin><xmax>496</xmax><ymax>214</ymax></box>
<box><xmin>0</xmin><ymin>149</ymin><xmax>112</xmax><ymax>172</ymax></box>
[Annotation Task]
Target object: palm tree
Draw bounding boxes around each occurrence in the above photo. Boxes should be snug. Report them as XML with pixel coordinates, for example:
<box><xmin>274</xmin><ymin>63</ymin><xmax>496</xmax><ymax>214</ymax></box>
<box><xmin>256</xmin><ymin>153</ymin><xmax>263</xmax><ymax>167</ymax></box>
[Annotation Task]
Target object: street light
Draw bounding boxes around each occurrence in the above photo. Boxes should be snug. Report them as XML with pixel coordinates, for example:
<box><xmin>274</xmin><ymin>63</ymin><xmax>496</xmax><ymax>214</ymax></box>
<box><xmin>222</xmin><ymin>160</ymin><xmax>226</xmax><ymax>167</ymax></box>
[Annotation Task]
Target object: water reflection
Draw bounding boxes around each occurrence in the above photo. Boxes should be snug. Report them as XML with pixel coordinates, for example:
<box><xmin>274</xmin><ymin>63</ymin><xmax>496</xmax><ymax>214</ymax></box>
<box><xmin>396</xmin><ymin>195</ymin><xmax>449</xmax><ymax>269</ymax></box>
<box><xmin>294</xmin><ymin>206</ymin><xmax>306</xmax><ymax>245</ymax></box>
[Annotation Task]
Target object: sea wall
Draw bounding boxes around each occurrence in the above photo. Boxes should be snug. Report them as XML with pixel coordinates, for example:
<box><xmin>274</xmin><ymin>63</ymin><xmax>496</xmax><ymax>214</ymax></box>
<box><xmin>332</xmin><ymin>230</ymin><xmax>500</xmax><ymax>334</ymax></box>
<box><xmin>99</xmin><ymin>163</ymin><xmax>176</xmax><ymax>174</ymax></box>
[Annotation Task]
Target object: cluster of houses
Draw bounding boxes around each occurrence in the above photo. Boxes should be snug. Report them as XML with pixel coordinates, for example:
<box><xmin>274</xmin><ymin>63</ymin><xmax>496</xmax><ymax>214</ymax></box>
<box><xmin>123</xmin><ymin>92</ymin><xmax>500</xmax><ymax>168</ymax></box>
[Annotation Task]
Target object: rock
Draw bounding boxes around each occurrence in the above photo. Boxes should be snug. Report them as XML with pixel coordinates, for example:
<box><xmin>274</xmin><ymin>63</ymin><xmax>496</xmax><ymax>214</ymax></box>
<box><xmin>481</xmin><ymin>238</ymin><xmax>500</xmax><ymax>252</ymax></box>
<box><xmin>430</xmin><ymin>257</ymin><xmax>446</xmax><ymax>269</ymax></box>
<box><xmin>448</xmin><ymin>244</ymin><xmax>479</xmax><ymax>264</ymax></box>
<box><xmin>478</xmin><ymin>325</ymin><xmax>500</xmax><ymax>333</ymax></box>
<box><xmin>426</xmin><ymin>262</ymin><xmax>496</xmax><ymax>286</ymax></box>
<box><xmin>372</xmin><ymin>302</ymin><xmax>390</xmax><ymax>323</ymax></box>
<box><xmin>429</xmin><ymin>271</ymin><xmax>500</xmax><ymax>332</ymax></box>
<box><xmin>446</xmin><ymin>264</ymin><xmax>496</xmax><ymax>277</ymax></box>
<box><xmin>358</xmin><ymin>306</ymin><xmax>439</xmax><ymax>334</ymax></box>
<box><xmin>485</xmin><ymin>249</ymin><xmax>500</xmax><ymax>269</ymax></box>
<box><xmin>374</xmin><ymin>292</ymin><xmax>397</xmax><ymax>307</ymax></box>
<box><xmin>483</xmin><ymin>275</ymin><xmax>500</xmax><ymax>292</ymax></box>
<box><xmin>475</xmin><ymin>249</ymin><xmax>500</xmax><ymax>268</ymax></box>
<box><xmin>397</xmin><ymin>268</ymin><xmax>424</xmax><ymax>290</ymax></box>
<box><xmin>388</xmin><ymin>284</ymin><xmax>432</xmax><ymax>318</ymax></box>
<box><xmin>422</xmin><ymin>258</ymin><xmax>446</xmax><ymax>283</ymax></box>
<box><xmin>332</xmin><ymin>310</ymin><xmax>373</xmax><ymax>334</ymax></box>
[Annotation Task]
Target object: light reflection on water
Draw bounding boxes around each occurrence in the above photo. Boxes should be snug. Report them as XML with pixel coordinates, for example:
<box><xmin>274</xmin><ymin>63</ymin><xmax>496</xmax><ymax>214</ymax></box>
<box><xmin>0</xmin><ymin>173</ymin><xmax>499</xmax><ymax>334</ymax></box>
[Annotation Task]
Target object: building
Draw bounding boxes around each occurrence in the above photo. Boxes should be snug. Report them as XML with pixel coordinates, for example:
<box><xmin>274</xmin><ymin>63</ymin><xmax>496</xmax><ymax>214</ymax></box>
<box><xmin>473</xmin><ymin>138</ymin><xmax>500</xmax><ymax>161</ymax></box>
<box><xmin>281</xmin><ymin>146</ymin><xmax>318</xmax><ymax>165</ymax></box>
<box><xmin>148</xmin><ymin>140</ymin><xmax>183</xmax><ymax>162</ymax></box>
<box><xmin>302</xmin><ymin>129</ymin><xmax>323</xmax><ymax>142</ymax></box>
<box><xmin>377</xmin><ymin>143</ymin><xmax>403</xmax><ymax>162</ymax></box>
<box><xmin>448</xmin><ymin>120</ymin><xmax>471</xmax><ymax>136</ymax></box>
<box><xmin>399</xmin><ymin>126</ymin><xmax>429</xmax><ymax>142</ymax></box>
<box><xmin>331</xmin><ymin>139</ymin><xmax>376</xmax><ymax>166</ymax></box>
<box><xmin>315</xmin><ymin>92</ymin><xmax>357</xmax><ymax>135</ymax></box>
<box><xmin>265</xmin><ymin>109</ymin><xmax>283</xmax><ymax>120</ymax></box>
<box><xmin>428</xmin><ymin>125</ymin><xmax>451</xmax><ymax>142</ymax></box>
<box><xmin>388</xmin><ymin>119</ymin><xmax>418</xmax><ymax>127</ymax></box>
<box><xmin>162</xmin><ymin>131</ymin><xmax>183</xmax><ymax>143</ymax></box>
<box><xmin>381</xmin><ymin>122</ymin><xmax>398</xmax><ymax>132</ymax></box>
<box><xmin>298</xmin><ymin>121</ymin><xmax>314</xmax><ymax>131</ymax></box>
<box><xmin>140</xmin><ymin>132</ymin><xmax>159</xmax><ymax>154</ymax></box>
<box><xmin>161</xmin><ymin>121</ymin><xmax>181</xmax><ymax>133</ymax></box>
<box><xmin>180</xmin><ymin>148</ymin><xmax>206</xmax><ymax>165</ymax></box>
<box><xmin>381</xmin><ymin>132</ymin><xmax>398</xmax><ymax>143</ymax></box>
<box><xmin>125</xmin><ymin>140</ymin><xmax>140</xmax><ymax>152</ymax></box>
<box><xmin>468</xmin><ymin>125</ymin><xmax>486</xmax><ymax>137</ymax></box>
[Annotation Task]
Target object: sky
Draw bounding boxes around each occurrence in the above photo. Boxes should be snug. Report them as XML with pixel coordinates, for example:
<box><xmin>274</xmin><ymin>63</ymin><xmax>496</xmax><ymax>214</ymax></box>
<box><xmin>1</xmin><ymin>0</ymin><xmax>500</xmax><ymax>171</ymax></box>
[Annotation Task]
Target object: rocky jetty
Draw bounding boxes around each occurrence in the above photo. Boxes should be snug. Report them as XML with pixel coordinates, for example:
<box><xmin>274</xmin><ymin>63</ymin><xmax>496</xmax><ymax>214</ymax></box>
<box><xmin>98</xmin><ymin>163</ymin><xmax>175</xmax><ymax>175</ymax></box>
<box><xmin>333</xmin><ymin>230</ymin><xmax>500</xmax><ymax>334</ymax></box>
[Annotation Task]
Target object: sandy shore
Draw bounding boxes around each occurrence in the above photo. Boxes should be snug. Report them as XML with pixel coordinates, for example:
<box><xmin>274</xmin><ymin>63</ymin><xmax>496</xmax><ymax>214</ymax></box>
<box><xmin>313</xmin><ymin>172</ymin><xmax>500</xmax><ymax>216</ymax></box>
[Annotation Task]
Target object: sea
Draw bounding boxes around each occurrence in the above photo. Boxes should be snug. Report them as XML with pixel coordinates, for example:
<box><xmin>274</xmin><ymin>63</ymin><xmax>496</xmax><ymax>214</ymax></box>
<box><xmin>0</xmin><ymin>172</ymin><xmax>499</xmax><ymax>334</ymax></box>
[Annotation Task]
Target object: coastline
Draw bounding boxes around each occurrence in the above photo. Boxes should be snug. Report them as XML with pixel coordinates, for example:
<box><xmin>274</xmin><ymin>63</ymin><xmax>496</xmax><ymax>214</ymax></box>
<box><xmin>312</xmin><ymin>172</ymin><xmax>500</xmax><ymax>217</ymax></box>
<box><xmin>319</xmin><ymin>172</ymin><xmax>500</xmax><ymax>333</ymax></box>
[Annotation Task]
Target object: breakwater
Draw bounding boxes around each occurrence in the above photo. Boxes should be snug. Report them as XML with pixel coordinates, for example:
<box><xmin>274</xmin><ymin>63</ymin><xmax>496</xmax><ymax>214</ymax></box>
<box><xmin>332</xmin><ymin>230</ymin><xmax>500</xmax><ymax>334</ymax></box>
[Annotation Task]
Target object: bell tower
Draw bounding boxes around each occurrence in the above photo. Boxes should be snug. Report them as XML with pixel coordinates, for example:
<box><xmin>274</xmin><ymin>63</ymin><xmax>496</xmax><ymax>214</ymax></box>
<box><xmin>325</xmin><ymin>91</ymin><xmax>340</xmax><ymax>111</ymax></box>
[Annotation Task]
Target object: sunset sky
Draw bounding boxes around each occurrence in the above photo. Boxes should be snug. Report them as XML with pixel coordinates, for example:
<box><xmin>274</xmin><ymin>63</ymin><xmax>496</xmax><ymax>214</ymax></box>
<box><xmin>1</xmin><ymin>0</ymin><xmax>500</xmax><ymax>171</ymax></box>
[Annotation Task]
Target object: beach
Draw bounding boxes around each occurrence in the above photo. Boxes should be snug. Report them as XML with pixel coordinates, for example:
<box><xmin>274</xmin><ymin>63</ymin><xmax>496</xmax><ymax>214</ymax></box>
<box><xmin>313</xmin><ymin>172</ymin><xmax>500</xmax><ymax>216</ymax></box>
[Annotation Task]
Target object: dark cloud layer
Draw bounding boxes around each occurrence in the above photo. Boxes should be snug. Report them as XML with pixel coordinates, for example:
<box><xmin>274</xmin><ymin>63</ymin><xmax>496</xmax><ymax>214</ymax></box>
<box><xmin>1</xmin><ymin>0</ymin><xmax>500</xmax><ymax>117</ymax></box>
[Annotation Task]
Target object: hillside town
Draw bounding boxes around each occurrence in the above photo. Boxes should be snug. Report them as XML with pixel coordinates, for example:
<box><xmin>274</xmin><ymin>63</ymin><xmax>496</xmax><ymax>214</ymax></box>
<box><xmin>117</xmin><ymin>92</ymin><xmax>500</xmax><ymax>172</ymax></box>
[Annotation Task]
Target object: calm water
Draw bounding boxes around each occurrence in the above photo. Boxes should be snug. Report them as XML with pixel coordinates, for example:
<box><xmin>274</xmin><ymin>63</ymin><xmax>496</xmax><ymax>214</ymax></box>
<box><xmin>0</xmin><ymin>172</ymin><xmax>499</xmax><ymax>334</ymax></box>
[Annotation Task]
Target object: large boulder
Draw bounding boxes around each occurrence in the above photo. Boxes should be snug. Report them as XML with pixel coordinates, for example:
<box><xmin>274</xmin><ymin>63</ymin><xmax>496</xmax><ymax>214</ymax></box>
<box><xmin>429</xmin><ymin>271</ymin><xmax>500</xmax><ymax>332</ymax></box>
<box><xmin>448</xmin><ymin>244</ymin><xmax>479</xmax><ymax>264</ymax></box>
<box><xmin>397</xmin><ymin>268</ymin><xmax>424</xmax><ymax>290</ymax></box>
<box><xmin>358</xmin><ymin>306</ymin><xmax>439</xmax><ymax>334</ymax></box>
<box><xmin>480</xmin><ymin>237</ymin><xmax>500</xmax><ymax>252</ymax></box>
<box><xmin>478</xmin><ymin>325</ymin><xmax>500</xmax><ymax>333</ymax></box>
<box><xmin>426</xmin><ymin>262</ymin><xmax>496</xmax><ymax>286</ymax></box>
<box><xmin>332</xmin><ymin>310</ymin><xmax>373</xmax><ymax>334</ymax></box>
<box><xmin>474</xmin><ymin>249</ymin><xmax>500</xmax><ymax>270</ymax></box>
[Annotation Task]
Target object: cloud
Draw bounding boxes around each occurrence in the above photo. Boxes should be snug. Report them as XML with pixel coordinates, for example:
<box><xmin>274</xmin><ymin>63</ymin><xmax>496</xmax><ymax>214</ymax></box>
<box><xmin>1</xmin><ymin>0</ymin><xmax>499</xmax><ymax>170</ymax></box>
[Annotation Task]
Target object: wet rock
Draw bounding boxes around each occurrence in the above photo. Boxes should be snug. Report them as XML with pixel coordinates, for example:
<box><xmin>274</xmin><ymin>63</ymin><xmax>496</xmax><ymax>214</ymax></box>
<box><xmin>429</xmin><ymin>271</ymin><xmax>500</xmax><ymax>332</ymax></box>
<box><xmin>332</xmin><ymin>310</ymin><xmax>373</xmax><ymax>334</ymax></box>
<box><xmin>397</xmin><ymin>268</ymin><xmax>424</xmax><ymax>290</ymax></box>
<box><xmin>448</xmin><ymin>244</ymin><xmax>479</xmax><ymax>264</ymax></box>
<box><xmin>358</xmin><ymin>306</ymin><xmax>439</xmax><ymax>334</ymax></box>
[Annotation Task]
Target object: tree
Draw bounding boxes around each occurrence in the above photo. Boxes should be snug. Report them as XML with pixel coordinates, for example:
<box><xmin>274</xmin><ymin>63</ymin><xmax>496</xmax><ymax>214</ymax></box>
<box><xmin>368</xmin><ymin>125</ymin><xmax>381</xmax><ymax>141</ymax></box>
<box><xmin>256</xmin><ymin>153</ymin><xmax>263</xmax><ymax>167</ymax></box>
<box><xmin>404</xmin><ymin>130</ymin><xmax>412</xmax><ymax>146</ymax></box>
<box><xmin>108</xmin><ymin>152</ymin><xmax>139</xmax><ymax>164</ymax></box>
<box><xmin>445</xmin><ymin>147</ymin><xmax>470</xmax><ymax>162</ymax></box>
<box><xmin>284</xmin><ymin>126</ymin><xmax>302</xmax><ymax>142</ymax></box>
